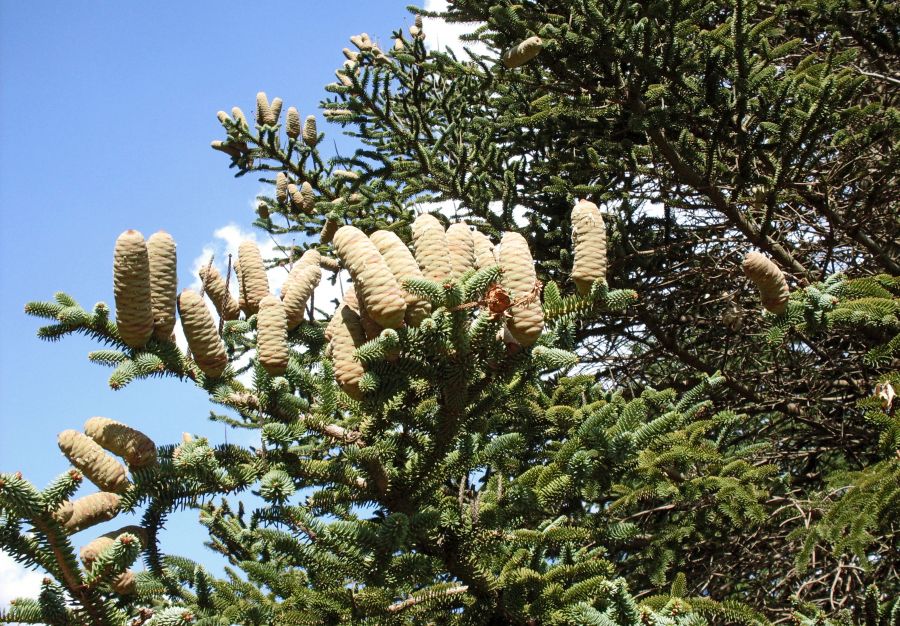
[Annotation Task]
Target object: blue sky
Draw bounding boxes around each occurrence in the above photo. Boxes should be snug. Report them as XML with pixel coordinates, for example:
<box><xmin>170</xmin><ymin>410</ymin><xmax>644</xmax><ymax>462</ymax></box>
<box><xmin>0</xmin><ymin>0</ymin><xmax>470</xmax><ymax>604</ymax></box>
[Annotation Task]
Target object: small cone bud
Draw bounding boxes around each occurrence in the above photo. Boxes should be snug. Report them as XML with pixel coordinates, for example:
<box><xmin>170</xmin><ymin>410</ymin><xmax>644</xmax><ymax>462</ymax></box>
<box><xmin>64</xmin><ymin>492</ymin><xmax>121</xmax><ymax>533</ymax></box>
<box><xmin>282</xmin><ymin>260</ymin><xmax>321</xmax><ymax>330</ymax></box>
<box><xmin>286</xmin><ymin>107</ymin><xmax>301</xmax><ymax>138</ymax></box>
<box><xmin>84</xmin><ymin>417</ymin><xmax>156</xmax><ymax>469</ymax></box>
<box><xmin>570</xmin><ymin>200</ymin><xmax>607</xmax><ymax>295</ymax></box>
<box><xmin>211</xmin><ymin>140</ymin><xmax>241</xmax><ymax>158</ymax></box>
<box><xmin>501</xmin><ymin>36</ymin><xmax>543</xmax><ymax>69</ymax></box>
<box><xmin>303</xmin><ymin>115</ymin><xmax>318</xmax><ymax>146</ymax></box>
<box><xmin>216</xmin><ymin>111</ymin><xmax>230</xmax><ymax>126</ymax></box>
<box><xmin>411</xmin><ymin>214</ymin><xmax>451</xmax><ymax>283</ymax></box>
<box><xmin>178</xmin><ymin>289</ymin><xmax>228</xmax><ymax>377</ymax></box>
<box><xmin>257</xmin><ymin>295</ymin><xmax>289</xmax><ymax>376</ymax></box>
<box><xmin>333</xmin><ymin>226</ymin><xmax>406</xmax><ymax>328</ymax></box>
<box><xmin>113</xmin><ymin>230</ymin><xmax>154</xmax><ymax>349</ymax></box>
<box><xmin>333</xmin><ymin>169</ymin><xmax>359</xmax><ymax>180</ymax></box>
<box><xmin>500</xmin><ymin>232</ymin><xmax>544</xmax><ymax>347</ymax></box>
<box><xmin>147</xmin><ymin>231</ymin><xmax>178</xmax><ymax>341</ymax></box>
<box><xmin>301</xmin><ymin>182</ymin><xmax>315</xmax><ymax>212</ymax></box>
<box><xmin>327</xmin><ymin>302</ymin><xmax>366</xmax><ymax>399</ymax></box>
<box><xmin>394</xmin><ymin>38</ymin><xmax>405</xmax><ymax>51</ymax></box>
<box><xmin>446</xmin><ymin>222</ymin><xmax>476</xmax><ymax>280</ymax></box>
<box><xmin>269</xmin><ymin>97</ymin><xmax>283</xmax><ymax>124</ymax></box>
<box><xmin>742</xmin><ymin>252</ymin><xmax>790</xmax><ymax>314</ymax></box>
<box><xmin>409</xmin><ymin>25</ymin><xmax>422</xmax><ymax>39</ymax></box>
<box><xmin>231</xmin><ymin>106</ymin><xmax>248</xmax><ymax>130</ymax></box>
<box><xmin>256</xmin><ymin>92</ymin><xmax>275</xmax><ymax>126</ymax></box>
<box><xmin>370</xmin><ymin>230</ymin><xmax>431</xmax><ymax>325</ymax></box>
<box><xmin>198</xmin><ymin>265</ymin><xmax>240</xmax><ymax>321</ymax></box>
<box><xmin>472</xmin><ymin>228</ymin><xmax>497</xmax><ymax>269</ymax></box>
<box><xmin>321</xmin><ymin>217</ymin><xmax>339</xmax><ymax>244</ymax></box>
<box><xmin>342</xmin><ymin>47</ymin><xmax>359</xmax><ymax>61</ymax></box>
<box><xmin>58</xmin><ymin>430</ymin><xmax>130</xmax><ymax>493</ymax></box>
<box><xmin>236</xmin><ymin>241</ymin><xmax>269</xmax><ymax>315</ymax></box>
<box><xmin>276</xmin><ymin>173</ymin><xmax>289</xmax><ymax>204</ymax></box>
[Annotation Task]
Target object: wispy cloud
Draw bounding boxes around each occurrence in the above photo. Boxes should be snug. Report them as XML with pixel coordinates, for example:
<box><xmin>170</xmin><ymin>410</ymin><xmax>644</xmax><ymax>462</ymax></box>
<box><xmin>422</xmin><ymin>0</ymin><xmax>492</xmax><ymax>59</ymax></box>
<box><xmin>0</xmin><ymin>551</ymin><xmax>43</xmax><ymax>609</ymax></box>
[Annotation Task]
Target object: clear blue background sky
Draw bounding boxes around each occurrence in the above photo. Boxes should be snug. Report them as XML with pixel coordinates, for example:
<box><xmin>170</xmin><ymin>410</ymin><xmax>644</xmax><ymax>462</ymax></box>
<box><xmin>0</xmin><ymin>0</ymin><xmax>415</xmax><ymax>600</ymax></box>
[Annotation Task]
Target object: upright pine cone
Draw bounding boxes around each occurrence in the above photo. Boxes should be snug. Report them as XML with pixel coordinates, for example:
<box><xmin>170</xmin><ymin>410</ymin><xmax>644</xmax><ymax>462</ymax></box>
<box><xmin>64</xmin><ymin>492</ymin><xmax>121</xmax><ymax>533</ymax></box>
<box><xmin>570</xmin><ymin>200</ymin><xmax>608</xmax><ymax>295</ymax></box>
<box><xmin>147</xmin><ymin>231</ymin><xmax>177</xmax><ymax>341</ymax></box>
<box><xmin>288</xmin><ymin>183</ymin><xmax>303</xmax><ymax>211</ymax></box>
<box><xmin>113</xmin><ymin>230</ymin><xmax>154</xmax><ymax>349</ymax></box>
<box><xmin>370</xmin><ymin>230</ymin><xmax>431</xmax><ymax>326</ymax></box>
<box><xmin>58</xmin><ymin>430</ymin><xmax>130</xmax><ymax>493</ymax></box>
<box><xmin>301</xmin><ymin>182</ymin><xmax>315</xmax><ymax>212</ymax></box>
<box><xmin>742</xmin><ymin>252</ymin><xmax>790</xmax><ymax>314</ymax></box>
<box><xmin>447</xmin><ymin>222</ymin><xmax>476</xmax><ymax>280</ymax></box>
<box><xmin>333</xmin><ymin>226</ymin><xmax>406</xmax><ymax>328</ymax></box>
<box><xmin>341</xmin><ymin>285</ymin><xmax>382</xmax><ymax>340</ymax></box>
<box><xmin>257</xmin><ymin>295</ymin><xmax>289</xmax><ymax>376</ymax></box>
<box><xmin>237</xmin><ymin>241</ymin><xmax>269</xmax><ymax>315</ymax></box>
<box><xmin>276</xmin><ymin>172</ymin><xmax>289</xmax><ymax>204</ymax></box>
<box><xmin>472</xmin><ymin>228</ymin><xmax>497</xmax><ymax>269</ymax></box>
<box><xmin>256</xmin><ymin>91</ymin><xmax>274</xmax><ymax>126</ymax></box>
<box><xmin>286</xmin><ymin>107</ymin><xmax>301</xmax><ymax>138</ymax></box>
<box><xmin>231</xmin><ymin>106</ymin><xmax>248</xmax><ymax>130</ymax></box>
<box><xmin>321</xmin><ymin>217</ymin><xmax>339</xmax><ymax>244</ymax></box>
<box><xmin>327</xmin><ymin>301</ymin><xmax>366</xmax><ymax>400</ymax></box>
<box><xmin>411</xmin><ymin>213</ymin><xmax>451</xmax><ymax>283</ymax></box>
<box><xmin>84</xmin><ymin>417</ymin><xmax>156</xmax><ymax>469</ymax></box>
<box><xmin>501</xmin><ymin>36</ymin><xmax>543</xmax><ymax>68</ymax></box>
<box><xmin>269</xmin><ymin>97</ymin><xmax>283</xmax><ymax>124</ymax></box>
<box><xmin>282</xmin><ymin>257</ymin><xmax>321</xmax><ymax>330</ymax></box>
<box><xmin>198</xmin><ymin>264</ymin><xmax>240</xmax><ymax>321</ymax></box>
<box><xmin>303</xmin><ymin>115</ymin><xmax>318</xmax><ymax>146</ymax></box>
<box><xmin>178</xmin><ymin>289</ymin><xmax>228</xmax><ymax>377</ymax></box>
<box><xmin>500</xmin><ymin>232</ymin><xmax>544</xmax><ymax>347</ymax></box>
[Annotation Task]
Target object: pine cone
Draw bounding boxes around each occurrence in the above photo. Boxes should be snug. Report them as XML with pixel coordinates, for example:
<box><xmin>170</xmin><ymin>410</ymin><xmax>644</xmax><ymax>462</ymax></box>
<box><xmin>339</xmin><ymin>286</ymin><xmax>382</xmax><ymax>340</ymax></box>
<box><xmin>320</xmin><ymin>256</ymin><xmax>341</xmax><ymax>273</ymax></box>
<box><xmin>231</xmin><ymin>106</ymin><xmax>248</xmax><ymax>130</ymax></box>
<box><xmin>500</xmin><ymin>232</ymin><xmax>544</xmax><ymax>347</ymax></box>
<box><xmin>52</xmin><ymin>500</ymin><xmax>74</xmax><ymax>525</ymax></box>
<box><xmin>472</xmin><ymin>228</ymin><xmax>497</xmax><ymax>269</ymax></box>
<box><xmin>411</xmin><ymin>213</ymin><xmax>451</xmax><ymax>283</ymax></box>
<box><xmin>282</xmin><ymin>260</ymin><xmax>321</xmax><ymax>330</ymax></box>
<box><xmin>333</xmin><ymin>226</ymin><xmax>406</xmax><ymax>328</ymax></box>
<box><xmin>178</xmin><ymin>289</ymin><xmax>228</xmax><ymax>377</ymax></box>
<box><xmin>321</xmin><ymin>218</ymin><xmax>339</xmax><ymax>245</ymax></box>
<box><xmin>198</xmin><ymin>265</ymin><xmax>240</xmax><ymax>321</ymax></box>
<box><xmin>742</xmin><ymin>252</ymin><xmax>789</xmax><ymax>314</ymax></box>
<box><xmin>447</xmin><ymin>222</ymin><xmax>476</xmax><ymax>280</ymax></box>
<box><xmin>80</xmin><ymin>525</ymin><xmax>147</xmax><ymax>567</ymax></box>
<box><xmin>370</xmin><ymin>230</ymin><xmax>431</xmax><ymax>326</ymax></box>
<box><xmin>64</xmin><ymin>492</ymin><xmax>121</xmax><ymax>533</ymax></box>
<box><xmin>84</xmin><ymin>417</ymin><xmax>156</xmax><ymax>469</ymax></box>
<box><xmin>286</xmin><ymin>107</ymin><xmax>301</xmax><ymax>138</ymax></box>
<box><xmin>237</xmin><ymin>241</ymin><xmax>269</xmax><ymax>315</ymax></box>
<box><xmin>501</xmin><ymin>36</ymin><xmax>543</xmax><ymax>69</ymax></box>
<box><xmin>113</xmin><ymin>230</ymin><xmax>154</xmax><ymax>349</ymax></box>
<box><xmin>58</xmin><ymin>430</ymin><xmax>130</xmax><ymax>493</ymax></box>
<box><xmin>301</xmin><ymin>182</ymin><xmax>315</xmax><ymax>212</ymax></box>
<box><xmin>288</xmin><ymin>183</ymin><xmax>303</xmax><ymax>211</ymax></box>
<box><xmin>256</xmin><ymin>91</ymin><xmax>274</xmax><ymax>126</ymax></box>
<box><xmin>570</xmin><ymin>200</ymin><xmax>607</xmax><ymax>295</ymax></box>
<box><xmin>303</xmin><ymin>115</ymin><xmax>318</xmax><ymax>146</ymax></box>
<box><xmin>257</xmin><ymin>295</ymin><xmax>289</xmax><ymax>376</ymax></box>
<box><xmin>269</xmin><ymin>97</ymin><xmax>283</xmax><ymax>124</ymax></box>
<box><xmin>327</xmin><ymin>302</ymin><xmax>366</xmax><ymax>400</ymax></box>
<box><xmin>147</xmin><ymin>231</ymin><xmax>177</xmax><ymax>341</ymax></box>
<box><xmin>276</xmin><ymin>172</ymin><xmax>289</xmax><ymax>204</ymax></box>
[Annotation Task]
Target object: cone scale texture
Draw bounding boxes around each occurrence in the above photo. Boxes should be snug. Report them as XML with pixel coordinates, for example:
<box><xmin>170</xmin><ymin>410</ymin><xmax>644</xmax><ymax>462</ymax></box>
<box><xmin>447</xmin><ymin>222</ymin><xmax>476</xmax><ymax>280</ymax></box>
<box><xmin>500</xmin><ymin>232</ymin><xmax>544</xmax><ymax>347</ymax></box>
<box><xmin>198</xmin><ymin>265</ymin><xmax>240</xmax><ymax>321</ymax></box>
<box><xmin>113</xmin><ymin>230</ymin><xmax>154</xmax><ymax>349</ymax></box>
<box><xmin>327</xmin><ymin>302</ymin><xmax>366</xmax><ymax>400</ymax></box>
<box><xmin>84</xmin><ymin>417</ymin><xmax>156</xmax><ymax>469</ymax></box>
<box><xmin>501</xmin><ymin>36</ymin><xmax>543</xmax><ymax>68</ymax></box>
<box><xmin>472</xmin><ymin>229</ymin><xmax>497</xmax><ymax>269</ymax></box>
<box><xmin>743</xmin><ymin>252</ymin><xmax>790</xmax><ymax>314</ymax></box>
<box><xmin>58</xmin><ymin>430</ymin><xmax>129</xmax><ymax>493</ymax></box>
<box><xmin>147</xmin><ymin>231</ymin><xmax>178</xmax><ymax>341</ymax></box>
<box><xmin>237</xmin><ymin>241</ymin><xmax>269</xmax><ymax>315</ymax></box>
<box><xmin>282</xmin><ymin>257</ymin><xmax>322</xmax><ymax>330</ymax></box>
<box><xmin>411</xmin><ymin>214</ymin><xmax>451</xmax><ymax>284</ymax></box>
<box><xmin>257</xmin><ymin>295</ymin><xmax>289</xmax><ymax>376</ymax></box>
<box><xmin>64</xmin><ymin>492</ymin><xmax>121</xmax><ymax>533</ymax></box>
<box><xmin>333</xmin><ymin>226</ymin><xmax>406</xmax><ymax>328</ymax></box>
<box><xmin>178</xmin><ymin>289</ymin><xmax>228</xmax><ymax>377</ymax></box>
<box><xmin>570</xmin><ymin>200</ymin><xmax>608</xmax><ymax>295</ymax></box>
<box><xmin>370</xmin><ymin>230</ymin><xmax>431</xmax><ymax>326</ymax></box>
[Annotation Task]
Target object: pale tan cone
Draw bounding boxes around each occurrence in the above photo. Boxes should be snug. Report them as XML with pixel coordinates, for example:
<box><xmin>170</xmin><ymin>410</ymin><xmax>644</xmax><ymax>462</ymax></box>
<box><xmin>113</xmin><ymin>230</ymin><xmax>155</xmax><ymax>349</ymax></box>
<box><xmin>501</xmin><ymin>36</ymin><xmax>543</xmax><ymax>69</ymax></box>
<box><xmin>231</xmin><ymin>107</ymin><xmax>248</xmax><ymax>130</ymax></box>
<box><xmin>237</xmin><ymin>240</ymin><xmax>269</xmax><ymax>315</ymax></box>
<box><xmin>320</xmin><ymin>256</ymin><xmax>341</xmax><ymax>272</ymax></box>
<box><xmin>742</xmin><ymin>252</ymin><xmax>790</xmax><ymax>314</ymax></box>
<box><xmin>84</xmin><ymin>417</ymin><xmax>156</xmax><ymax>468</ymax></box>
<box><xmin>411</xmin><ymin>214</ymin><xmax>451</xmax><ymax>283</ymax></box>
<box><xmin>80</xmin><ymin>526</ymin><xmax>148</xmax><ymax>567</ymax></box>
<box><xmin>286</xmin><ymin>107</ymin><xmax>301</xmax><ymax>138</ymax></box>
<box><xmin>328</xmin><ymin>301</ymin><xmax>367</xmax><ymax>400</ymax></box>
<box><xmin>500</xmin><ymin>232</ymin><xmax>544</xmax><ymax>347</ymax></box>
<box><xmin>198</xmin><ymin>265</ymin><xmax>240</xmax><ymax>321</ymax></box>
<box><xmin>446</xmin><ymin>222</ymin><xmax>476</xmax><ymax>280</ymax></box>
<box><xmin>58</xmin><ymin>430</ymin><xmax>130</xmax><ymax>493</ymax></box>
<box><xmin>270</xmin><ymin>97</ymin><xmax>283</xmax><ymax>124</ymax></box>
<box><xmin>256</xmin><ymin>92</ymin><xmax>275</xmax><ymax>126</ymax></box>
<box><xmin>303</xmin><ymin>115</ymin><xmax>318</xmax><ymax>146</ymax></box>
<box><xmin>276</xmin><ymin>172</ymin><xmax>289</xmax><ymax>204</ymax></box>
<box><xmin>53</xmin><ymin>500</ymin><xmax>74</xmax><ymax>524</ymax></box>
<box><xmin>333</xmin><ymin>226</ymin><xmax>406</xmax><ymax>328</ymax></box>
<box><xmin>288</xmin><ymin>184</ymin><xmax>304</xmax><ymax>211</ymax></box>
<box><xmin>570</xmin><ymin>200</ymin><xmax>608</xmax><ymax>295</ymax></box>
<box><xmin>339</xmin><ymin>286</ymin><xmax>382</xmax><ymax>340</ymax></box>
<box><xmin>177</xmin><ymin>289</ymin><xmax>229</xmax><ymax>377</ymax></box>
<box><xmin>298</xmin><ymin>249</ymin><xmax>321</xmax><ymax>267</ymax></box>
<box><xmin>64</xmin><ymin>492</ymin><xmax>121</xmax><ymax>533</ymax></box>
<box><xmin>257</xmin><ymin>295</ymin><xmax>289</xmax><ymax>376</ymax></box>
<box><xmin>147</xmin><ymin>231</ymin><xmax>178</xmax><ymax>341</ymax></box>
<box><xmin>301</xmin><ymin>182</ymin><xmax>315</xmax><ymax>212</ymax></box>
<box><xmin>472</xmin><ymin>229</ymin><xmax>497</xmax><ymax>269</ymax></box>
<box><xmin>370</xmin><ymin>230</ymin><xmax>431</xmax><ymax>325</ymax></box>
<box><xmin>282</xmin><ymin>257</ymin><xmax>322</xmax><ymax>330</ymax></box>
<box><xmin>321</xmin><ymin>218</ymin><xmax>339</xmax><ymax>245</ymax></box>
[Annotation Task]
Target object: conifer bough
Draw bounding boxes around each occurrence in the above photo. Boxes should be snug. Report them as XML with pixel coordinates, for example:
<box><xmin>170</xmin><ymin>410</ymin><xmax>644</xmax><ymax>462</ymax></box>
<box><xmin>113</xmin><ymin>230</ymin><xmax>155</xmax><ymax>349</ymax></box>
<box><xmin>257</xmin><ymin>295</ymin><xmax>289</xmax><ymax>376</ymax></box>
<box><xmin>333</xmin><ymin>226</ymin><xmax>406</xmax><ymax>328</ymax></box>
<box><xmin>501</xmin><ymin>36</ymin><xmax>543</xmax><ymax>69</ymax></box>
<box><xmin>570</xmin><ymin>200</ymin><xmax>608</xmax><ymax>295</ymax></box>
<box><xmin>58</xmin><ymin>430</ymin><xmax>130</xmax><ymax>493</ymax></box>
<box><xmin>177</xmin><ymin>289</ymin><xmax>228</xmax><ymax>378</ymax></box>
<box><xmin>84</xmin><ymin>417</ymin><xmax>156</xmax><ymax>469</ymax></box>
<box><xmin>147</xmin><ymin>231</ymin><xmax>178</xmax><ymax>341</ymax></box>
<box><xmin>743</xmin><ymin>251</ymin><xmax>790</xmax><ymax>314</ymax></box>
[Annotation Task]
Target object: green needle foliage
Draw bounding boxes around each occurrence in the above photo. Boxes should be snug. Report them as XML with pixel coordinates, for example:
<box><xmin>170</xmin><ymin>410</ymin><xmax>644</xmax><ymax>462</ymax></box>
<box><xmin>3</xmin><ymin>1</ymin><xmax>899</xmax><ymax>624</ymax></box>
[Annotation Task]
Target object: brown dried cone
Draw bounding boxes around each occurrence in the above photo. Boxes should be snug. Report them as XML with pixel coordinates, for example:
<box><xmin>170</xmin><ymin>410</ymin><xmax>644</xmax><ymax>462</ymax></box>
<box><xmin>446</xmin><ymin>222</ymin><xmax>476</xmax><ymax>280</ymax></box>
<box><xmin>147</xmin><ymin>231</ymin><xmax>177</xmax><ymax>341</ymax></box>
<box><xmin>237</xmin><ymin>240</ymin><xmax>269</xmax><ymax>315</ymax></box>
<box><xmin>501</xmin><ymin>36</ymin><xmax>543</xmax><ymax>69</ymax></box>
<box><xmin>570</xmin><ymin>199</ymin><xmax>608</xmax><ymax>295</ymax></box>
<box><xmin>370</xmin><ymin>230</ymin><xmax>431</xmax><ymax>325</ymax></box>
<box><xmin>472</xmin><ymin>229</ymin><xmax>497</xmax><ymax>269</ymax></box>
<box><xmin>52</xmin><ymin>500</ymin><xmax>74</xmax><ymax>525</ymax></box>
<box><xmin>84</xmin><ymin>417</ymin><xmax>156</xmax><ymax>469</ymax></box>
<box><xmin>286</xmin><ymin>107</ymin><xmax>301</xmax><ymax>138</ymax></box>
<box><xmin>276</xmin><ymin>172</ymin><xmax>289</xmax><ymax>204</ymax></box>
<box><xmin>177</xmin><ymin>289</ymin><xmax>229</xmax><ymax>377</ymax></box>
<box><xmin>58</xmin><ymin>430</ymin><xmax>130</xmax><ymax>493</ymax></box>
<box><xmin>64</xmin><ymin>492</ymin><xmax>121</xmax><ymax>533</ymax></box>
<box><xmin>411</xmin><ymin>213</ymin><xmax>451</xmax><ymax>283</ymax></box>
<box><xmin>256</xmin><ymin>91</ymin><xmax>275</xmax><ymax>126</ymax></box>
<box><xmin>282</xmin><ymin>261</ymin><xmax>321</xmax><ymax>330</ymax></box>
<box><xmin>500</xmin><ymin>232</ymin><xmax>544</xmax><ymax>347</ymax></box>
<box><xmin>742</xmin><ymin>251</ymin><xmax>790</xmax><ymax>314</ymax></box>
<box><xmin>257</xmin><ymin>295</ymin><xmax>289</xmax><ymax>376</ymax></box>
<box><xmin>333</xmin><ymin>226</ymin><xmax>407</xmax><ymax>328</ymax></box>
<box><xmin>303</xmin><ymin>115</ymin><xmax>318</xmax><ymax>146</ymax></box>
<box><xmin>321</xmin><ymin>218</ymin><xmax>339</xmax><ymax>244</ymax></box>
<box><xmin>326</xmin><ymin>300</ymin><xmax>366</xmax><ymax>400</ymax></box>
<box><xmin>113</xmin><ymin>230</ymin><xmax>154</xmax><ymax>349</ymax></box>
<box><xmin>198</xmin><ymin>265</ymin><xmax>240</xmax><ymax>321</ymax></box>
<box><xmin>270</xmin><ymin>97</ymin><xmax>283</xmax><ymax>124</ymax></box>
<box><xmin>301</xmin><ymin>182</ymin><xmax>315</xmax><ymax>212</ymax></box>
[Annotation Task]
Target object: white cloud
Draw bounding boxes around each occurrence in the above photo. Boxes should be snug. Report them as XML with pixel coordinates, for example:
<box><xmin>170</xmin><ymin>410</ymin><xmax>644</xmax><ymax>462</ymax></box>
<box><xmin>422</xmin><ymin>0</ymin><xmax>492</xmax><ymax>59</ymax></box>
<box><xmin>0</xmin><ymin>551</ymin><xmax>43</xmax><ymax>609</ymax></box>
